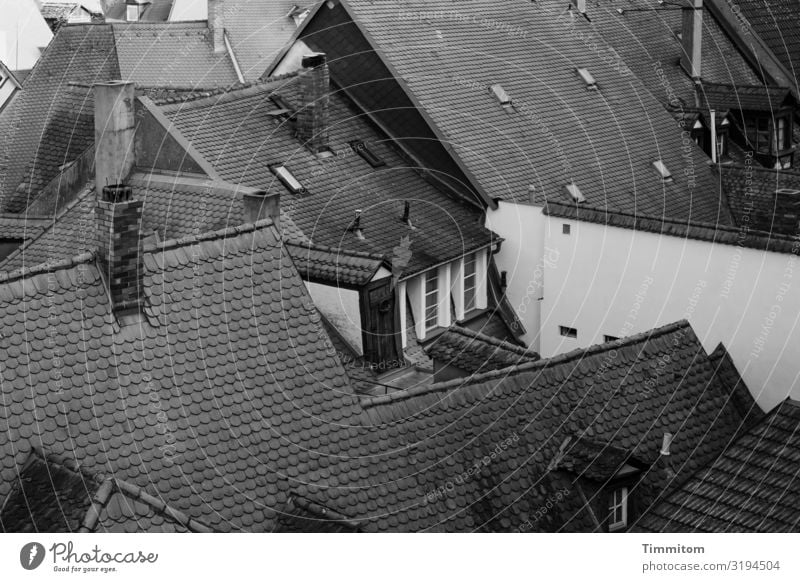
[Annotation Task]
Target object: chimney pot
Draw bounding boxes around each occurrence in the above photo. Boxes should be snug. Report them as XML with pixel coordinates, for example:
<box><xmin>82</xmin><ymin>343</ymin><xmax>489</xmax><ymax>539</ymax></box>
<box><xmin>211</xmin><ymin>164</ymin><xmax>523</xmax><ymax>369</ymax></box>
<box><xmin>660</xmin><ymin>432</ymin><xmax>673</xmax><ymax>456</ymax></box>
<box><xmin>680</xmin><ymin>0</ymin><xmax>703</xmax><ymax>80</ymax></box>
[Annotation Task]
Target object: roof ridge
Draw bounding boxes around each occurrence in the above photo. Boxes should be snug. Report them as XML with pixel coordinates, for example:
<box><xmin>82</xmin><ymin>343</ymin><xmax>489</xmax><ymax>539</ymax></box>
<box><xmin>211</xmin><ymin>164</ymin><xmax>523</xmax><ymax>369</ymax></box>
<box><xmin>152</xmin><ymin>71</ymin><xmax>300</xmax><ymax>109</ymax></box>
<box><xmin>285</xmin><ymin>240</ymin><xmax>386</xmax><ymax>262</ymax></box>
<box><xmin>362</xmin><ymin>319</ymin><xmax>693</xmax><ymax>409</ymax></box>
<box><xmin>447</xmin><ymin>324</ymin><xmax>536</xmax><ymax>356</ymax></box>
<box><xmin>147</xmin><ymin>217</ymin><xmax>277</xmax><ymax>254</ymax></box>
<box><xmin>0</xmin><ymin>251</ymin><xmax>95</xmax><ymax>286</ymax></box>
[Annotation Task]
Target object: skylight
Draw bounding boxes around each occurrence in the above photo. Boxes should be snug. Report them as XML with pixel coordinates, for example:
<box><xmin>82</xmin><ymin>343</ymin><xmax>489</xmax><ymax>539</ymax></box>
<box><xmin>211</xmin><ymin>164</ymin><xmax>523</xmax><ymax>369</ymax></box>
<box><xmin>577</xmin><ymin>68</ymin><xmax>597</xmax><ymax>90</ymax></box>
<box><xmin>652</xmin><ymin>160</ymin><xmax>673</xmax><ymax>183</ymax></box>
<box><xmin>350</xmin><ymin>140</ymin><xmax>386</xmax><ymax>168</ymax></box>
<box><xmin>489</xmin><ymin>84</ymin><xmax>513</xmax><ymax>107</ymax></box>
<box><xmin>565</xmin><ymin>183</ymin><xmax>586</xmax><ymax>203</ymax></box>
<box><xmin>270</xmin><ymin>165</ymin><xmax>305</xmax><ymax>194</ymax></box>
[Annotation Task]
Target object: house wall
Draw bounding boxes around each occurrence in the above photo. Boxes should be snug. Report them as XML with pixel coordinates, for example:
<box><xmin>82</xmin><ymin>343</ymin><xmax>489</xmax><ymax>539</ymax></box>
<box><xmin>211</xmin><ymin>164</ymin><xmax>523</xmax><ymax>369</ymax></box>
<box><xmin>169</xmin><ymin>0</ymin><xmax>207</xmax><ymax>21</ymax></box>
<box><xmin>0</xmin><ymin>0</ymin><xmax>53</xmax><ymax>70</ymax></box>
<box><xmin>540</xmin><ymin>215</ymin><xmax>800</xmax><ymax>411</ymax></box>
<box><xmin>306</xmin><ymin>281</ymin><xmax>363</xmax><ymax>355</ymax></box>
<box><xmin>485</xmin><ymin>201</ymin><xmax>551</xmax><ymax>352</ymax></box>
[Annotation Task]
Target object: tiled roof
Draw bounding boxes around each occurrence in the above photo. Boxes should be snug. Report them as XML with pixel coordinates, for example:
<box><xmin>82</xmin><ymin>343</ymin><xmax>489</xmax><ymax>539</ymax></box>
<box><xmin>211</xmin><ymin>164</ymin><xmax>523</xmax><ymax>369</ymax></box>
<box><xmin>577</xmin><ymin>0</ymin><xmax>765</xmax><ymax>111</ymax></box>
<box><xmin>356</xmin><ymin>320</ymin><xmax>751</xmax><ymax>531</ymax></box>
<box><xmin>0</xmin><ymin>172</ymin><xmax>308</xmax><ymax>272</ymax></box>
<box><xmin>635</xmin><ymin>399</ymin><xmax>800</xmax><ymax>532</ymax></box>
<box><xmin>733</xmin><ymin>0</ymin><xmax>800</xmax><ymax>79</ymax></box>
<box><xmin>298</xmin><ymin>0</ymin><xmax>731</xmax><ymax>224</ymax></box>
<box><xmin>0</xmin><ymin>22</ymin><xmax>241</xmax><ymax>212</ymax></box>
<box><xmin>0</xmin><ymin>219</ymin><xmax>371</xmax><ymax>532</ymax></box>
<box><xmin>286</xmin><ymin>241</ymin><xmax>385</xmax><ymax>287</ymax></box>
<box><xmin>549</xmin><ymin>435</ymin><xmax>645</xmax><ymax>483</ymax></box>
<box><xmin>424</xmin><ymin>325</ymin><xmax>538</xmax><ymax>375</ymax></box>
<box><xmin>718</xmin><ymin>163</ymin><xmax>800</xmax><ymax>235</ymax></box>
<box><xmin>708</xmin><ymin>343</ymin><xmax>765</xmax><ymax>432</ymax></box>
<box><xmin>106</xmin><ymin>0</ymin><xmax>174</xmax><ymax>22</ymax></box>
<box><xmin>0</xmin><ymin>215</ymin><xmax>50</xmax><ymax>240</ymax></box>
<box><xmin>159</xmin><ymin>78</ymin><xmax>495</xmax><ymax>277</ymax></box>
<box><xmin>543</xmin><ymin>200</ymin><xmax>800</xmax><ymax>255</ymax></box>
<box><xmin>0</xmin><ymin>448</ymin><xmax>213</xmax><ymax>532</ymax></box>
<box><xmin>702</xmin><ymin>82</ymin><xmax>793</xmax><ymax>112</ymax></box>
<box><xmin>41</xmin><ymin>3</ymin><xmax>84</xmax><ymax>21</ymax></box>
<box><xmin>273</xmin><ymin>495</ymin><xmax>362</xmax><ymax>532</ymax></box>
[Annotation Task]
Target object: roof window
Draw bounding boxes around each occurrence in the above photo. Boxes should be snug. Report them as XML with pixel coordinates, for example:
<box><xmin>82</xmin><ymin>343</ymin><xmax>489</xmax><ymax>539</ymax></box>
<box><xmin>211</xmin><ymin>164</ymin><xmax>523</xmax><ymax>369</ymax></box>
<box><xmin>652</xmin><ymin>160</ymin><xmax>674</xmax><ymax>183</ymax></box>
<box><xmin>270</xmin><ymin>165</ymin><xmax>305</xmax><ymax>194</ymax></box>
<box><xmin>565</xmin><ymin>183</ymin><xmax>586</xmax><ymax>203</ymax></box>
<box><xmin>489</xmin><ymin>84</ymin><xmax>514</xmax><ymax>110</ymax></box>
<box><xmin>577</xmin><ymin>68</ymin><xmax>597</xmax><ymax>90</ymax></box>
<box><xmin>350</xmin><ymin>140</ymin><xmax>386</xmax><ymax>168</ymax></box>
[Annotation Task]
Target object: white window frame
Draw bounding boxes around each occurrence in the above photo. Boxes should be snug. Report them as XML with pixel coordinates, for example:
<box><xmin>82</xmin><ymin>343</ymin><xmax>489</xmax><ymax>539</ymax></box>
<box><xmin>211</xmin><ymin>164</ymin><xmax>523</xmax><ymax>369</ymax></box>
<box><xmin>424</xmin><ymin>270</ymin><xmax>439</xmax><ymax>332</ymax></box>
<box><xmin>608</xmin><ymin>486</ymin><xmax>628</xmax><ymax>531</ymax></box>
<box><xmin>463</xmin><ymin>253</ymin><xmax>477</xmax><ymax>313</ymax></box>
<box><xmin>126</xmin><ymin>4</ymin><xmax>140</xmax><ymax>21</ymax></box>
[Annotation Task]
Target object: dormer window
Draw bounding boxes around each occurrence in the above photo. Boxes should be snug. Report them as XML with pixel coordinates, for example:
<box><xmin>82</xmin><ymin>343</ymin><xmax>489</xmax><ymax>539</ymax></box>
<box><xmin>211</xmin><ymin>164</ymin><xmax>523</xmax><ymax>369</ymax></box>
<box><xmin>608</xmin><ymin>486</ymin><xmax>628</xmax><ymax>531</ymax></box>
<box><xmin>126</xmin><ymin>0</ymin><xmax>147</xmax><ymax>22</ymax></box>
<box><xmin>652</xmin><ymin>160</ymin><xmax>673</xmax><ymax>183</ymax></box>
<box><xmin>577</xmin><ymin>68</ymin><xmax>597</xmax><ymax>90</ymax></box>
<box><xmin>270</xmin><ymin>165</ymin><xmax>305</xmax><ymax>194</ymax></box>
<box><xmin>489</xmin><ymin>84</ymin><xmax>513</xmax><ymax>110</ymax></box>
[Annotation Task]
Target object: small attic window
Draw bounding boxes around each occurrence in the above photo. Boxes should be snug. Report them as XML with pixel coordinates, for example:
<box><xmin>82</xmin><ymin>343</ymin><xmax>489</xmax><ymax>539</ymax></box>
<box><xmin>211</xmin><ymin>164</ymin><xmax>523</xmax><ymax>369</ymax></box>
<box><xmin>577</xmin><ymin>68</ymin><xmax>597</xmax><ymax>90</ymax></box>
<box><xmin>652</xmin><ymin>160</ymin><xmax>674</xmax><ymax>183</ymax></box>
<box><xmin>565</xmin><ymin>183</ymin><xmax>586</xmax><ymax>203</ymax></box>
<box><xmin>489</xmin><ymin>84</ymin><xmax>513</xmax><ymax>108</ymax></box>
<box><xmin>270</xmin><ymin>165</ymin><xmax>305</xmax><ymax>194</ymax></box>
<box><xmin>350</xmin><ymin>140</ymin><xmax>386</xmax><ymax>168</ymax></box>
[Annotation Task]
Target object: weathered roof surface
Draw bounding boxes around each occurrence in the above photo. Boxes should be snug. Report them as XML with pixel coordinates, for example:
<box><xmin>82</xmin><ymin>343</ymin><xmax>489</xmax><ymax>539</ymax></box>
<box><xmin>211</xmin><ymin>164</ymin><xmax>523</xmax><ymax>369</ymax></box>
<box><xmin>424</xmin><ymin>325</ymin><xmax>538</xmax><ymax>375</ymax></box>
<box><xmin>733</xmin><ymin>0</ymin><xmax>800</xmax><ymax>79</ymax></box>
<box><xmin>273</xmin><ymin>496</ymin><xmax>362</xmax><ymax>532</ymax></box>
<box><xmin>41</xmin><ymin>2</ymin><xmax>85</xmax><ymax>20</ymax></box>
<box><xmin>286</xmin><ymin>242</ymin><xmax>385</xmax><ymax>287</ymax></box>
<box><xmin>357</xmin><ymin>320</ymin><xmax>751</xmax><ymax>531</ymax></box>
<box><xmin>297</xmin><ymin>0</ymin><xmax>731</xmax><ymax>224</ymax></box>
<box><xmin>576</xmin><ymin>0</ymin><xmax>765</xmax><ymax>111</ymax></box>
<box><xmin>0</xmin><ymin>22</ymin><xmax>239</xmax><ymax>212</ymax></box>
<box><xmin>718</xmin><ymin>163</ymin><xmax>800</xmax><ymax>235</ymax></box>
<box><xmin>0</xmin><ymin>448</ymin><xmax>212</xmax><ymax>532</ymax></box>
<box><xmin>635</xmin><ymin>399</ymin><xmax>800</xmax><ymax>532</ymax></box>
<box><xmin>708</xmin><ymin>343</ymin><xmax>766</xmax><ymax>432</ymax></box>
<box><xmin>106</xmin><ymin>0</ymin><xmax>174</xmax><ymax>22</ymax></box>
<box><xmin>0</xmin><ymin>220</ymin><xmax>370</xmax><ymax>532</ymax></box>
<box><xmin>0</xmin><ymin>215</ymin><xmax>50</xmax><ymax>240</ymax></box>
<box><xmin>159</xmin><ymin>78</ymin><xmax>495</xmax><ymax>277</ymax></box>
<box><xmin>549</xmin><ymin>435</ymin><xmax>643</xmax><ymax>483</ymax></box>
<box><xmin>0</xmin><ymin>172</ymin><xmax>308</xmax><ymax>272</ymax></box>
<box><xmin>544</xmin><ymin>200</ymin><xmax>800</xmax><ymax>255</ymax></box>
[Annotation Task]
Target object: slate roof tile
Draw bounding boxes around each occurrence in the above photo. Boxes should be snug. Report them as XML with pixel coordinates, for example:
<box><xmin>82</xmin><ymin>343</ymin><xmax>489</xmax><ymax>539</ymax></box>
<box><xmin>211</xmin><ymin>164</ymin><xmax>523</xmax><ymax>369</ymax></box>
<box><xmin>635</xmin><ymin>398</ymin><xmax>800</xmax><ymax>532</ymax></box>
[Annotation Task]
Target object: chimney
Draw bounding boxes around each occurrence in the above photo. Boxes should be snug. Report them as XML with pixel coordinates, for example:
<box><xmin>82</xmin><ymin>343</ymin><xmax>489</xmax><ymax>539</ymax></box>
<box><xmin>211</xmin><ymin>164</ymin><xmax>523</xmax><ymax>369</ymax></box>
<box><xmin>96</xmin><ymin>184</ymin><xmax>143</xmax><ymax>313</ymax></box>
<box><xmin>208</xmin><ymin>0</ymin><xmax>225</xmax><ymax>54</ymax></box>
<box><xmin>296</xmin><ymin>53</ymin><xmax>330</xmax><ymax>153</ymax></box>
<box><xmin>243</xmin><ymin>189</ymin><xmax>280</xmax><ymax>231</ymax></box>
<box><xmin>94</xmin><ymin>81</ymin><xmax>135</xmax><ymax>191</ymax></box>
<box><xmin>680</xmin><ymin>0</ymin><xmax>703</xmax><ymax>80</ymax></box>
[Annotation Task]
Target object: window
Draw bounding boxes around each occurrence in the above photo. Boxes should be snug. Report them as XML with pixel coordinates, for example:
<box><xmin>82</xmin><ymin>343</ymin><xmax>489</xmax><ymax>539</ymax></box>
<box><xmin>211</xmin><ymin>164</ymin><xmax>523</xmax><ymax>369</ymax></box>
<box><xmin>424</xmin><ymin>271</ymin><xmax>439</xmax><ymax>331</ymax></box>
<box><xmin>559</xmin><ymin>326</ymin><xmax>577</xmax><ymax>338</ymax></box>
<box><xmin>270</xmin><ymin>165</ymin><xmax>305</xmax><ymax>194</ymax></box>
<box><xmin>746</xmin><ymin>116</ymin><xmax>771</xmax><ymax>154</ymax></box>
<box><xmin>562</xmin><ymin>224</ymin><xmax>571</xmax><ymax>235</ymax></box>
<box><xmin>126</xmin><ymin>3</ymin><xmax>140</xmax><ymax>21</ymax></box>
<box><xmin>350</xmin><ymin>140</ymin><xmax>386</xmax><ymax>168</ymax></box>
<box><xmin>774</xmin><ymin>116</ymin><xmax>790</xmax><ymax>152</ymax></box>
<box><xmin>565</xmin><ymin>183</ymin><xmax>585</xmax><ymax>203</ymax></box>
<box><xmin>652</xmin><ymin>160</ymin><xmax>673</xmax><ymax>183</ymax></box>
<box><xmin>576</xmin><ymin>68</ymin><xmax>597</xmax><ymax>90</ymax></box>
<box><xmin>463</xmin><ymin>254</ymin><xmax>477</xmax><ymax>312</ymax></box>
<box><xmin>604</xmin><ymin>335</ymin><xmax>619</xmax><ymax>342</ymax></box>
<box><xmin>609</xmin><ymin>487</ymin><xmax>628</xmax><ymax>531</ymax></box>
<box><xmin>488</xmin><ymin>84</ymin><xmax>512</xmax><ymax>106</ymax></box>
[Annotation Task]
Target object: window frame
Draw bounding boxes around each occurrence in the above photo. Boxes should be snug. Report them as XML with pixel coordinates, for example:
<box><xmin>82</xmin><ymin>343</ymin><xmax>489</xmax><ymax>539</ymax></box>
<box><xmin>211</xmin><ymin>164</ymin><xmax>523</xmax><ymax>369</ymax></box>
<box><xmin>559</xmin><ymin>326</ymin><xmax>577</xmax><ymax>339</ymax></box>
<box><xmin>424</xmin><ymin>271</ymin><xmax>439</xmax><ymax>332</ymax></box>
<box><xmin>608</xmin><ymin>486</ymin><xmax>628</xmax><ymax>531</ymax></box>
<box><xmin>463</xmin><ymin>253</ymin><xmax>477</xmax><ymax>313</ymax></box>
<box><xmin>270</xmin><ymin>164</ymin><xmax>306</xmax><ymax>195</ymax></box>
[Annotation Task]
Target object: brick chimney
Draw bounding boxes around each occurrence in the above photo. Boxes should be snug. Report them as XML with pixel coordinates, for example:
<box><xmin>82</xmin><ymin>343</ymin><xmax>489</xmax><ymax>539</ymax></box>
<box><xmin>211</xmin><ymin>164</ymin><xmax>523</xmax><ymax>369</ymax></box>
<box><xmin>243</xmin><ymin>189</ymin><xmax>280</xmax><ymax>231</ymax></box>
<box><xmin>93</xmin><ymin>80</ymin><xmax>143</xmax><ymax>313</ymax></box>
<box><xmin>96</xmin><ymin>185</ymin><xmax>144</xmax><ymax>313</ymax></box>
<box><xmin>296</xmin><ymin>53</ymin><xmax>330</xmax><ymax>153</ymax></box>
<box><xmin>680</xmin><ymin>0</ymin><xmax>703</xmax><ymax>80</ymax></box>
<box><xmin>94</xmin><ymin>81</ymin><xmax>135</xmax><ymax>190</ymax></box>
<box><xmin>208</xmin><ymin>0</ymin><xmax>225</xmax><ymax>55</ymax></box>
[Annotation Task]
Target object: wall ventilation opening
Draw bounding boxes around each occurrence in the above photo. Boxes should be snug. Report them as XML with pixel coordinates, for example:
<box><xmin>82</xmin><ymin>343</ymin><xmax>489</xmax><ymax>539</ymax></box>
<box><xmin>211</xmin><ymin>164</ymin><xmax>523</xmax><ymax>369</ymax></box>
<box><xmin>560</xmin><ymin>326</ymin><xmax>578</xmax><ymax>338</ymax></box>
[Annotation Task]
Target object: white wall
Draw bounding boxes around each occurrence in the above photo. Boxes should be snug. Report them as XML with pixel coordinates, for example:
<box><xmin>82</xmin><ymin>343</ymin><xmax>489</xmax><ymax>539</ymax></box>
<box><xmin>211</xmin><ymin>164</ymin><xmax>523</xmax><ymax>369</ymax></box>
<box><xmin>486</xmin><ymin>201</ymin><xmax>552</xmax><ymax>351</ymax></box>
<box><xmin>306</xmin><ymin>282</ymin><xmax>363</xmax><ymax>355</ymax></box>
<box><xmin>169</xmin><ymin>0</ymin><xmax>207</xmax><ymax>21</ymax></box>
<box><xmin>0</xmin><ymin>0</ymin><xmax>52</xmax><ymax>70</ymax></box>
<box><xmin>541</xmin><ymin>215</ymin><xmax>800</xmax><ymax>411</ymax></box>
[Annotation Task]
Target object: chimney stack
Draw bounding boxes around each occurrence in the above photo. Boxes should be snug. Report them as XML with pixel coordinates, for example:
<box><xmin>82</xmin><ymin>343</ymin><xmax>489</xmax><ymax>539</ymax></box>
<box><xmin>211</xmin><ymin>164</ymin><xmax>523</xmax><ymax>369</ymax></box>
<box><xmin>243</xmin><ymin>189</ymin><xmax>281</xmax><ymax>231</ymax></box>
<box><xmin>94</xmin><ymin>81</ymin><xmax>136</xmax><ymax>191</ymax></box>
<box><xmin>208</xmin><ymin>0</ymin><xmax>225</xmax><ymax>54</ymax></box>
<box><xmin>680</xmin><ymin>0</ymin><xmax>703</xmax><ymax>80</ymax></box>
<box><xmin>296</xmin><ymin>53</ymin><xmax>330</xmax><ymax>154</ymax></box>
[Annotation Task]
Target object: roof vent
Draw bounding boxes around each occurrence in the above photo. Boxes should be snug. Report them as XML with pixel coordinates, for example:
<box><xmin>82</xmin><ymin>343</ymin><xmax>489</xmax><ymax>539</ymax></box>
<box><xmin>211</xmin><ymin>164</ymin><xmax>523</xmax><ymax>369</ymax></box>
<box><xmin>653</xmin><ymin>160</ymin><xmax>674</xmax><ymax>183</ymax></box>
<box><xmin>660</xmin><ymin>433</ymin><xmax>673</xmax><ymax>456</ymax></box>
<box><xmin>489</xmin><ymin>84</ymin><xmax>513</xmax><ymax>109</ymax></box>
<box><xmin>565</xmin><ymin>183</ymin><xmax>586</xmax><ymax>203</ymax></box>
<box><xmin>348</xmin><ymin>209</ymin><xmax>365</xmax><ymax>240</ymax></box>
<box><xmin>577</xmin><ymin>68</ymin><xmax>597</xmax><ymax>90</ymax></box>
